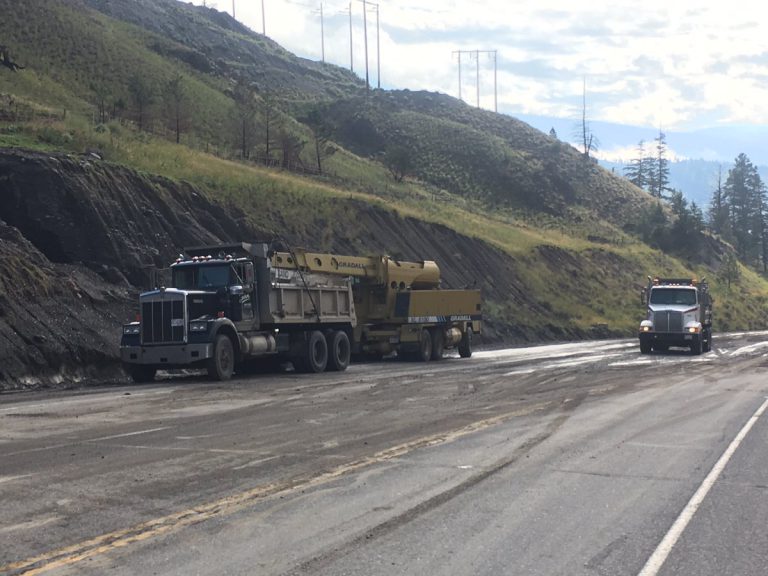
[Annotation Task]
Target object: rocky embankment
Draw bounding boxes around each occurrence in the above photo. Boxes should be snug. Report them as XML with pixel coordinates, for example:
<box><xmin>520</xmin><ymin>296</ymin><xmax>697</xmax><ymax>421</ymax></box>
<box><xmin>0</xmin><ymin>149</ymin><xmax>250</xmax><ymax>390</ymax></box>
<box><xmin>0</xmin><ymin>148</ymin><xmax>577</xmax><ymax>391</ymax></box>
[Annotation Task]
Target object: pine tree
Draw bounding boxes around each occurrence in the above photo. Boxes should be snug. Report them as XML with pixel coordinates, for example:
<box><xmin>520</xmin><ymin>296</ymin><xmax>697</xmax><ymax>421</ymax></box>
<box><xmin>623</xmin><ymin>140</ymin><xmax>648</xmax><ymax>189</ymax></box>
<box><xmin>647</xmin><ymin>130</ymin><xmax>671</xmax><ymax>198</ymax></box>
<box><xmin>724</xmin><ymin>153</ymin><xmax>764</xmax><ymax>266</ymax></box>
<box><xmin>707</xmin><ymin>166</ymin><xmax>731</xmax><ymax>239</ymax></box>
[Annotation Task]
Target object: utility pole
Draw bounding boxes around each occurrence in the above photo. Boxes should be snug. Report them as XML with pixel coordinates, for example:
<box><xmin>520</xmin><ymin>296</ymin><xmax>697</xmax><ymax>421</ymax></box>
<box><xmin>361</xmin><ymin>0</ymin><xmax>369</xmax><ymax>90</ymax></box>
<box><xmin>474</xmin><ymin>49</ymin><xmax>479</xmax><ymax>108</ymax></box>
<box><xmin>491</xmin><ymin>50</ymin><xmax>497</xmax><ymax>112</ymax></box>
<box><xmin>348</xmin><ymin>2</ymin><xmax>353</xmax><ymax>72</ymax></box>
<box><xmin>375</xmin><ymin>3</ymin><xmax>380</xmax><ymax>88</ymax></box>
<box><xmin>316</xmin><ymin>2</ymin><xmax>325</xmax><ymax>62</ymax></box>
<box><xmin>261</xmin><ymin>0</ymin><xmax>266</xmax><ymax>35</ymax></box>
<box><xmin>232</xmin><ymin>0</ymin><xmax>235</xmax><ymax>19</ymax></box>
<box><xmin>452</xmin><ymin>50</ymin><xmax>463</xmax><ymax>101</ymax></box>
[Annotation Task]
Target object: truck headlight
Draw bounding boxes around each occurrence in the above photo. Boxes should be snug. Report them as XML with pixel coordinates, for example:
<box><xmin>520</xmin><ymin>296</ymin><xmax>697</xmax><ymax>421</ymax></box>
<box><xmin>189</xmin><ymin>321</ymin><xmax>209</xmax><ymax>332</ymax></box>
<box><xmin>123</xmin><ymin>323</ymin><xmax>140</xmax><ymax>335</ymax></box>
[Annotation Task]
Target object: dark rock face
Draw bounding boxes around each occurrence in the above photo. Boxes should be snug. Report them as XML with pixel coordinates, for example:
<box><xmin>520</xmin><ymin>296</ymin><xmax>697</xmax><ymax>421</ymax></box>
<box><xmin>0</xmin><ymin>150</ymin><xmax>247</xmax><ymax>286</ymax></box>
<box><xmin>0</xmin><ymin>149</ymin><xmax>250</xmax><ymax>390</ymax></box>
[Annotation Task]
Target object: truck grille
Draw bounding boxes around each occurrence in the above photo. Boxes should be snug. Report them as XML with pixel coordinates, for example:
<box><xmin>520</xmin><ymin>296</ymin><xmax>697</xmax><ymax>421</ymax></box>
<box><xmin>654</xmin><ymin>310</ymin><xmax>683</xmax><ymax>333</ymax></box>
<box><xmin>141</xmin><ymin>297</ymin><xmax>185</xmax><ymax>344</ymax></box>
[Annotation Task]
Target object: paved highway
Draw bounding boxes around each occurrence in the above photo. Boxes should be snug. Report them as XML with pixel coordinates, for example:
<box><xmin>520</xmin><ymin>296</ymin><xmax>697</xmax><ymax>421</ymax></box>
<box><xmin>1</xmin><ymin>332</ymin><xmax>767</xmax><ymax>575</ymax></box>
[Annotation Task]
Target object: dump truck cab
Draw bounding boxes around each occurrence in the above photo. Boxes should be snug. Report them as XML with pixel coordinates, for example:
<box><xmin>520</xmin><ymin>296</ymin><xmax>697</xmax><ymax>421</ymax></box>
<box><xmin>639</xmin><ymin>277</ymin><xmax>712</xmax><ymax>355</ymax></box>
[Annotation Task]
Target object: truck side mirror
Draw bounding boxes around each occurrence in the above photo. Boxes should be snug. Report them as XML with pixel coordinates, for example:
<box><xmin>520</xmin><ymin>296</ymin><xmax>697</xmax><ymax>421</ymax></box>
<box><xmin>640</xmin><ymin>288</ymin><xmax>646</xmax><ymax>306</ymax></box>
<box><xmin>229</xmin><ymin>285</ymin><xmax>244</xmax><ymax>296</ymax></box>
<box><xmin>243</xmin><ymin>262</ymin><xmax>255</xmax><ymax>292</ymax></box>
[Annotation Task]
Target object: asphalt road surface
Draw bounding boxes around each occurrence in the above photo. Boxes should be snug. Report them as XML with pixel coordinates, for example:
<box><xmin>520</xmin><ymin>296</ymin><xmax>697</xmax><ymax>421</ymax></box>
<box><xmin>1</xmin><ymin>332</ymin><xmax>767</xmax><ymax>576</ymax></box>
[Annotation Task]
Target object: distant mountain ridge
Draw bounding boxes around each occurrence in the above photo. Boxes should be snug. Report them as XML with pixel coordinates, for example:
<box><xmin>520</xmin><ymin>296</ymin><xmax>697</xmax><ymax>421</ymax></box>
<box><xmin>517</xmin><ymin>113</ymin><xmax>768</xmax><ymax>166</ymax></box>
<box><xmin>598</xmin><ymin>158</ymin><xmax>768</xmax><ymax>210</ymax></box>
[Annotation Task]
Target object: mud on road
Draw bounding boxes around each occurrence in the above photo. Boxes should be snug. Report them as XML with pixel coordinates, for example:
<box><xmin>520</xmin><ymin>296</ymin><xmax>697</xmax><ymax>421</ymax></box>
<box><xmin>1</xmin><ymin>332</ymin><xmax>767</xmax><ymax>574</ymax></box>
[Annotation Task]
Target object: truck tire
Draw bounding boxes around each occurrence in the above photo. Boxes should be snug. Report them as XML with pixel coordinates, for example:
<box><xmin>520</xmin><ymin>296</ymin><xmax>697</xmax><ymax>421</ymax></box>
<box><xmin>327</xmin><ymin>330</ymin><xmax>351</xmax><ymax>372</ymax></box>
<box><xmin>430</xmin><ymin>328</ymin><xmax>445</xmax><ymax>361</ymax></box>
<box><xmin>417</xmin><ymin>329</ymin><xmax>432</xmax><ymax>362</ymax></box>
<box><xmin>703</xmin><ymin>330</ymin><xmax>712</xmax><ymax>352</ymax></box>
<box><xmin>690</xmin><ymin>335</ymin><xmax>703</xmax><ymax>356</ymax></box>
<box><xmin>127</xmin><ymin>365</ymin><xmax>156</xmax><ymax>383</ymax></box>
<box><xmin>458</xmin><ymin>328</ymin><xmax>472</xmax><ymax>358</ymax></box>
<box><xmin>297</xmin><ymin>330</ymin><xmax>328</xmax><ymax>373</ymax></box>
<box><xmin>639</xmin><ymin>339</ymin><xmax>651</xmax><ymax>354</ymax></box>
<box><xmin>207</xmin><ymin>334</ymin><xmax>235</xmax><ymax>380</ymax></box>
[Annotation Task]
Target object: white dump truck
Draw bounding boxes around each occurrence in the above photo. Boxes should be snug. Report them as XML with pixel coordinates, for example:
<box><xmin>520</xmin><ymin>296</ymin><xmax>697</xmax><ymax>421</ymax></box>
<box><xmin>638</xmin><ymin>276</ymin><xmax>712</xmax><ymax>355</ymax></box>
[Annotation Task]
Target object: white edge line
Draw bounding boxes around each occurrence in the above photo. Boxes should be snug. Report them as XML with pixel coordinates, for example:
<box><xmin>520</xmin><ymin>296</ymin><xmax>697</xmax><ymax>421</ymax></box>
<box><xmin>637</xmin><ymin>396</ymin><xmax>768</xmax><ymax>576</ymax></box>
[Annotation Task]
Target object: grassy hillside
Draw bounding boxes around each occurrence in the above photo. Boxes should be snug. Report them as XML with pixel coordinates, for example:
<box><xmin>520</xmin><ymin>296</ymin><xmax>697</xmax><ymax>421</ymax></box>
<box><xmin>0</xmin><ymin>0</ymin><xmax>767</xmax><ymax>343</ymax></box>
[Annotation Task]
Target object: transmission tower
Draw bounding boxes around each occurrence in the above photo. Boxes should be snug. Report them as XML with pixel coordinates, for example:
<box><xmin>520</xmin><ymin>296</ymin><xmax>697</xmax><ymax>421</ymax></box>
<box><xmin>452</xmin><ymin>49</ymin><xmax>497</xmax><ymax>112</ymax></box>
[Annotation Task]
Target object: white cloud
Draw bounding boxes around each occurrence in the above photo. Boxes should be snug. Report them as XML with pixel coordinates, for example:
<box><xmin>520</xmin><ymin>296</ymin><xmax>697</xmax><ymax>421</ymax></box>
<box><xmin>187</xmin><ymin>0</ymin><xmax>768</xmax><ymax>130</ymax></box>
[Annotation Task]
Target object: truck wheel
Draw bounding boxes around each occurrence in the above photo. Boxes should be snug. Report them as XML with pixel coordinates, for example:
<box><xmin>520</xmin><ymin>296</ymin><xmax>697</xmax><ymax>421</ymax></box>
<box><xmin>639</xmin><ymin>339</ymin><xmax>651</xmax><ymax>354</ymax></box>
<box><xmin>690</xmin><ymin>335</ymin><xmax>703</xmax><ymax>356</ymax></box>
<box><xmin>327</xmin><ymin>331</ymin><xmax>351</xmax><ymax>372</ymax></box>
<box><xmin>417</xmin><ymin>329</ymin><xmax>432</xmax><ymax>362</ymax></box>
<box><xmin>430</xmin><ymin>329</ymin><xmax>445</xmax><ymax>360</ymax></box>
<box><xmin>458</xmin><ymin>328</ymin><xmax>473</xmax><ymax>358</ymax></box>
<box><xmin>703</xmin><ymin>330</ymin><xmax>712</xmax><ymax>352</ymax></box>
<box><xmin>297</xmin><ymin>330</ymin><xmax>328</xmax><ymax>373</ymax></box>
<box><xmin>207</xmin><ymin>334</ymin><xmax>235</xmax><ymax>380</ymax></box>
<box><xmin>127</xmin><ymin>365</ymin><xmax>156</xmax><ymax>383</ymax></box>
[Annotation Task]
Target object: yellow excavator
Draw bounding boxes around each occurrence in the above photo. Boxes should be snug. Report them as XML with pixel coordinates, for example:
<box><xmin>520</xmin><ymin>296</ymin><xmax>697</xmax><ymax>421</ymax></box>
<box><xmin>271</xmin><ymin>248</ymin><xmax>481</xmax><ymax>361</ymax></box>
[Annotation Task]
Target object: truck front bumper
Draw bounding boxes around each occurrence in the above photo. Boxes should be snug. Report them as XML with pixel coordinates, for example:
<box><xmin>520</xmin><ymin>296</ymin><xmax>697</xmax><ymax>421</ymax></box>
<box><xmin>121</xmin><ymin>343</ymin><xmax>214</xmax><ymax>367</ymax></box>
<box><xmin>639</xmin><ymin>332</ymin><xmax>696</xmax><ymax>346</ymax></box>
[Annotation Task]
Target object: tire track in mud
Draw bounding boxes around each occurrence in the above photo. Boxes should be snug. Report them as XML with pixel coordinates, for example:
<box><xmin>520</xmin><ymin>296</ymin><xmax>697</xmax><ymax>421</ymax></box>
<box><xmin>283</xmin><ymin>394</ymin><xmax>588</xmax><ymax>576</ymax></box>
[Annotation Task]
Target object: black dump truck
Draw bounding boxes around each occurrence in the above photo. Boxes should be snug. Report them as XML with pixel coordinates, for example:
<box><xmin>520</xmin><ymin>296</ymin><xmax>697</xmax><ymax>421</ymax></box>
<box><xmin>121</xmin><ymin>243</ymin><xmax>356</xmax><ymax>382</ymax></box>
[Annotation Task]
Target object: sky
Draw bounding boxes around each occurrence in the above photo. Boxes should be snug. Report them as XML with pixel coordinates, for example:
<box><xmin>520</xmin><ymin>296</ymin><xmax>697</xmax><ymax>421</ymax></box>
<box><xmin>187</xmin><ymin>0</ymin><xmax>768</xmax><ymax>160</ymax></box>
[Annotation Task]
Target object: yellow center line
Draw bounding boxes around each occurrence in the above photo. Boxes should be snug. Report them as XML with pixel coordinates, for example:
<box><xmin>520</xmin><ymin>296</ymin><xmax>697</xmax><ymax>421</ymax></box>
<box><xmin>2</xmin><ymin>401</ymin><xmax>551</xmax><ymax>576</ymax></box>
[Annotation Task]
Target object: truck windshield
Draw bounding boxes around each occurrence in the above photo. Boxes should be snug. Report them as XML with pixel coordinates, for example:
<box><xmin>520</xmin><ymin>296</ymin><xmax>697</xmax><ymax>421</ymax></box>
<box><xmin>650</xmin><ymin>288</ymin><xmax>697</xmax><ymax>306</ymax></box>
<box><xmin>173</xmin><ymin>265</ymin><xmax>230</xmax><ymax>290</ymax></box>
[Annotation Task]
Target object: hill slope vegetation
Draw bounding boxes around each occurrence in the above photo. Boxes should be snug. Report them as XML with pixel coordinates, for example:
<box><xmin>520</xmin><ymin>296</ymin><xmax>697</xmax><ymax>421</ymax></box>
<box><xmin>0</xmin><ymin>0</ymin><xmax>767</xmax><ymax>390</ymax></box>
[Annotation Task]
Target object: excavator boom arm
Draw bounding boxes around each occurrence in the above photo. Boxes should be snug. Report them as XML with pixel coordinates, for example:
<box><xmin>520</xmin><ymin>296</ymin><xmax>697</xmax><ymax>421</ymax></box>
<box><xmin>271</xmin><ymin>250</ymin><xmax>441</xmax><ymax>289</ymax></box>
